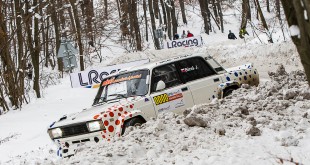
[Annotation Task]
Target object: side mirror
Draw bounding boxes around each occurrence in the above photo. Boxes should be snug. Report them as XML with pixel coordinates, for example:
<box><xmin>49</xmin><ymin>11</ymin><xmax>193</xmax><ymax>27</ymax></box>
<box><xmin>156</xmin><ymin>80</ymin><xmax>166</xmax><ymax>91</ymax></box>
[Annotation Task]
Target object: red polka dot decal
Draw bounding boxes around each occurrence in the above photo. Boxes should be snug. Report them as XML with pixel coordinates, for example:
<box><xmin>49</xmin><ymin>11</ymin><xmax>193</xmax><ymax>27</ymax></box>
<box><xmin>93</xmin><ymin>114</ymin><xmax>99</xmax><ymax>120</ymax></box>
<box><xmin>104</xmin><ymin>120</ymin><xmax>109</xmax><ymax>126</ymax></box>
<box><xmin>109</xmin><ymin>112</ymin><xmax>114</xmax><ymax>117</ymax></box>
<box><xmin>108</xmin><ymin>125</ymin><xmax>114</xmax><ymax>132</ymax></box>
<box><xmin>95</xmin><ymin>96</ymin><xmax>144</xmax><ymax>142</ymax></box>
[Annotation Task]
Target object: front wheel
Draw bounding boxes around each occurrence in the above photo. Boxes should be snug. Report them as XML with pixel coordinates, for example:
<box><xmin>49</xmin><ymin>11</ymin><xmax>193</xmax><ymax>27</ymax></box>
<box><xmin>121</xmin><ymin>117</ymin><xmax>145</xmax><ymax>135</ymax></box>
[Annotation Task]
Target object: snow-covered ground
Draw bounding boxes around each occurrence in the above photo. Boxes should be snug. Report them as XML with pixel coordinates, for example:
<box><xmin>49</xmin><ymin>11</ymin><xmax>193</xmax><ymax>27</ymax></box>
<box><xmin>1</xmin><ymin>1</ymin><xmax>309</xmax><ymax>165</ymax></box>
<box><xmin>1</xmin><ymin>40</ymin><xmax>309</xmax><ymax>165</ymax></box>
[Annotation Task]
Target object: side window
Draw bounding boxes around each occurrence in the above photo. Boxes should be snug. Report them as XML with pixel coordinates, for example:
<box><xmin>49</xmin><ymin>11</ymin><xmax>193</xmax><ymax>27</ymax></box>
<box><xmin>177</xmin><ymin>57</ymin><xmax>216</xmax><ymax>82</ymax></box>
<box><xmin>151</xmin><ymin>63</ymin><xmax>182</xmax><ymax>93</ymax></box>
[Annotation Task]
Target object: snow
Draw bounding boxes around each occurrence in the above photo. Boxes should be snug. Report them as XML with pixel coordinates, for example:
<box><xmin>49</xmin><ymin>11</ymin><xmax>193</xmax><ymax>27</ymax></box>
<box><xmin>289</xmin><ymin>25</ymin><xmax>300</xmax><ymax>37</ymax></box>
<box><xmin>34</xmin><ymin>13</ymin><xmax>42</xmax><ymax>19</ymax></box>
<box><xmin>1</xmin><ymin>1</ymin><xmax>309</xmax><ymax>165</ymax></box>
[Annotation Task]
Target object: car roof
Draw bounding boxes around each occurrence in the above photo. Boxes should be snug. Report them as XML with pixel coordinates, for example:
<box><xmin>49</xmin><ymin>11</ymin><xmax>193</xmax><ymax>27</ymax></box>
<box><xmin>119</xmin><ymin>53</ymin><xmax>207</xmax><ymax>73</ymax></box>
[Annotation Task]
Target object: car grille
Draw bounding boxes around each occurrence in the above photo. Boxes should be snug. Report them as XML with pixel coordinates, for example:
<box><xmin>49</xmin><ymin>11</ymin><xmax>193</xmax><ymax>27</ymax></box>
<box><xmin>61</xmin><ymin>123</ymin><xmax>89</xmax><ymax>138</ymax></box>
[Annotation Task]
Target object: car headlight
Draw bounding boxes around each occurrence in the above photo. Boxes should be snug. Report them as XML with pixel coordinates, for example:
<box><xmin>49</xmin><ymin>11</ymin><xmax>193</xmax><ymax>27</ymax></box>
<box><xmin>48</xmin><ymin>128</ymin><xmax>62</xmax><ymax>139</ymax></box>
<box><xmin>87</xmin><ymin>120</ymin><xmax>104</xmax><ymax>132</ymax></box>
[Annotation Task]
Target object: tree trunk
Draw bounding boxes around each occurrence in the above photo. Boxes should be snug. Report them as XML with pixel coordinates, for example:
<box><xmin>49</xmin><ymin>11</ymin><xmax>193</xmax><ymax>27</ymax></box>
<box><xmin>83</xmin><ymin>0</ymin><xmax>94</xmax><ymax>41</ymax></box>
<box><xmin>281</xmin><ymin>0</ymin><xmax>310</xmax><ymax>85</ymax></box>
<box><xmin>246</xmin><ymin>0</ymin><xmax>251</xmax><ymax>20</ymax></box>
<box><xmin>133</xmin><ymin>0</ymin><xmax>142</xmax><ymax>51</ymax></box>
<box><xmin>198</xmin><ymin>0</ymin><xmax>209</xmax><ymax>34</ymax></box>
<box><xmin>212</xmin><ymin>0</ymin><xmax>218</xmax><ymax>24</ymax></box>
<box><xmin>153</xmin><ymin>0</ymin><xmax>159</xmax><ymax>19</ymax></box>
<box><xmin>120</xmin><ymin>0</ymin><xmax>130</xmax><ymax>37</ymax></box>
<box><xmin>14</xmin><ymin>0</ymin><xmax>25</xmax><ymax>100</ymax></box>
<box><xmin>266</xmin><ymin>0</ymin><xmax>270</xmax><ymax>12</ymax></box>
<box><xmin>104</xmin><ymin>0</ymin><xmax>108</xmax><ymax>19</ymax></box>
<box><xmin>116</xmin><ymin>0</ymin><xmax>121</xmax><ymax>19</ymax></box>
<box><xmin>148</xmin><ymin>0</ymin><xmax>160</xmax><ymax>49</ymax></box>
<box><xmin>50</xmin><ymin>0</ymin><xmax>63</xmax><ymax>72</ymax></box>
<box><xmin>217</xmin><ymin>0</ymin><xmax>224</xmax><ymax>33</ymax></box>
<box><xmin>160</xmin><ymin>0</ymin><xmax>167</xmax><ymax>30</ymax></box>
<box><xmin>165</xmin><ymin>0</ymin><xmax>172</xmax><ymax>39</ymax></box>
<box><xmin>69</xmin><ymin>0</ymin><xmax>85</xmax><ymax>71</ymax></box>
<box><xmin>179</xmin><ymin>0</ymin><xmax>187</xmax><ymax>24</ymax></box>
<box><xmin>254</xmin><ymin>0</ymin><xmax>268</xmax><ymax>30</ymax></box>
<box><xmin>240</xmin><ymin>0</ymin><xmax>249</xmax><ymax>30</ymax></box>
<box><xmin>171</xmin><ymin>0</ymin><xmax>178</xmax><ymax>35</ymax></box>
<box><xmin>0</xmin><ymin>0</ymin><xmax>21</xmax><ymax>107</ymax></box>
<box><xmin>32</xmin><ymin>0</ymin><xmax>41</xmax><ymax>98</ymax></box>
<box><xmin>254</xmin><ymin>0</ymin><xmax>272</xmax><ymax>43</ymax></box>
<box><xmin>143</xmin><ymin>0</ymin><xmax>149</xmax><ymax>41</ymax></box>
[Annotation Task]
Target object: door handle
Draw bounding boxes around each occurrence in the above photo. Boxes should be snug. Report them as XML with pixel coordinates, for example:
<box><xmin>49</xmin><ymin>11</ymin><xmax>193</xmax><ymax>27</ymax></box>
<box><xmin>181</xmin><ymin>87</ymin><xmax>188</xmax><ymax>92</ymax></box>
<box><xmin>213</xmin><ymin>78</ymin><xmax>220</xmax><ymax>82</ymax></box>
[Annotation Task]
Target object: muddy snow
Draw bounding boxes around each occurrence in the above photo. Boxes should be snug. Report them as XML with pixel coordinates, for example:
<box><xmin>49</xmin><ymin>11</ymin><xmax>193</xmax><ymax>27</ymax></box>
<box><xmin>49</xmin><ymin>66</ymin><xmax>309</xmax><ymax>165</ymax></box>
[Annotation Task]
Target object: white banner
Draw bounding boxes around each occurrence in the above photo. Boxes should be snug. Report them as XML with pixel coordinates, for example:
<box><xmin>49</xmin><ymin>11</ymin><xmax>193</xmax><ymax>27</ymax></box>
<box><xmin>163</xmin><ymin>36</ymin><xmax>203</xmax><ymax>49</ymax></box>
<box><xmin>70</xmin><ymin>59</ymin><xmax>150</xmax><ymax>88</ymax></box>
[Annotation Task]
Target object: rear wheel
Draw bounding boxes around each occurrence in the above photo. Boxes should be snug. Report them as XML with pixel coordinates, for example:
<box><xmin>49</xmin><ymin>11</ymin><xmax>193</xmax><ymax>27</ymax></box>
<box><xmin>223</xmin><ymin>88</ymin><xmax>235</xmax><ymax>97</ymax></box>
<box><xmin>121</xmin><ymin>117</ymin><xmax>145</xmax><ymax>135</ymax></box>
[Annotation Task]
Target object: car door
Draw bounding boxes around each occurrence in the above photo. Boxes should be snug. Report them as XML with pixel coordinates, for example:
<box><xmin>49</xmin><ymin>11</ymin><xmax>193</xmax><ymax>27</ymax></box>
<box><xmin>176</xmin><ymin>57</ymin><xmax>222</xmax><ymax>105</ymax></box>
<box><xmin>150</xmin><ymin>63</ymin><xmax>195</xmax><ymax>115</ymax></box>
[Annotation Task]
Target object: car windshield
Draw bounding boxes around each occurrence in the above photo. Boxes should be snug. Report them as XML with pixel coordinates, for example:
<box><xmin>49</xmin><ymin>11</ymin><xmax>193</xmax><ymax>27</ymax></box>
<box><xmin>93</xmin><ymin>70</ymin><xmax>149</xmax><ymax>105</ymax></box>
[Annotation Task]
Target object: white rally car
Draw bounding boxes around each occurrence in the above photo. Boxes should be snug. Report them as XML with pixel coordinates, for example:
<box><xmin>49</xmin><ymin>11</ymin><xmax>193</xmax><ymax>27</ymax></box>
<box><xmin>48</xmin><ymin>53</ymin><xmax>259</xmax><ymax>157</ymax></box>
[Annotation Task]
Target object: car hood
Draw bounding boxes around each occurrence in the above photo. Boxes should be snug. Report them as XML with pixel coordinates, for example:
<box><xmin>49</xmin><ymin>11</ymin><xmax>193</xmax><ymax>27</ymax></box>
<box><xmin>50</xmin><ymin>97</ymin><xmax>142</xmax><ymax>128</ymax></box>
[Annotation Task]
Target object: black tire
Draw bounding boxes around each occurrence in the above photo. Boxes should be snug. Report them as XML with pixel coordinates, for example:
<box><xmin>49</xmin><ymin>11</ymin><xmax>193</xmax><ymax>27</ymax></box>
<box><xmin>121</xmin><ymin>117</ymin><xmax>145</xmax><ymax>135</ymax></box>
<box><xmin>223</xmin><ymin>88</ymin><xmax>235</xmax><ymax>97</ymax></box>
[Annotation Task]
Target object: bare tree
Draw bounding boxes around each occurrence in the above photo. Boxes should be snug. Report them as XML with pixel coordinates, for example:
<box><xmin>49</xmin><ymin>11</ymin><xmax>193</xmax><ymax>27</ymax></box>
<box><xmin>32</xmin><ymin>0</ymin><xmax>41</xmax><ymax>98</ymax></box>
<box><xmin>179</xmin><ymin>0</ymin><xmax>187</xmax><ymax>24</ymax></box>
<box><xmin>171</xmin><ymin>0</ymin><xmax>178</xmax><ymax>35</ymax></box>
<box><xmin>281</xmin><ymin>0</ymin><xmax>310</xmax><ymax>85</ymax></box>
<box><xmin>160</xmin><ymin>0</ymin><xmax>167</xmax><ymax>30</ymax></box>
<box><xmin>143</xmin><ymin>0</ymin><xmax>149</xmax><ymax>41</ymax></box>
<box><xmin>198</xmin><ymin>0</ymin><xmax>210</xmax><ymax>34</ymax></box>
<box><xmin>69</xmin><ymin>0</ymin><xmax>85</xmax><ymax>71</ymax></box>
<box><xmin>149</xmin><ymin>0</ymin><xmax>160</xmax><ymax>49</ymax></box>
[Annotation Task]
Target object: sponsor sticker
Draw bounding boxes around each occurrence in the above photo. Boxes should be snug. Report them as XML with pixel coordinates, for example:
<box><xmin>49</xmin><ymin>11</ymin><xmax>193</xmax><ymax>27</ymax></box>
<box><xmin>102</xmin><ymin>74</ymin><xmax>142</xmax><ymax>86</ymax></box>
<box><xmin>181</xmin><ymin>65</ymin><xmax>198</xmax><ymax>73</ymax></box>
<box><xmin>153</xmin><ymin>93</ymin><xmax>169</xmax><ymax>105</ymax></box>
<box><xmin>153</xmin><ymin>92</ymin><xmax>183</xmax><ymax>105</ymax></box>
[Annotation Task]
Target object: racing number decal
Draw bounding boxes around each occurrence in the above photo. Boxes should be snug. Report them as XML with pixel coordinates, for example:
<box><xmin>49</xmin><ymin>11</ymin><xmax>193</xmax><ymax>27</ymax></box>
<box><xmin>153</xmin><ymin>94</ymin><xmax>169</xmax><ymax>105</ymax></box>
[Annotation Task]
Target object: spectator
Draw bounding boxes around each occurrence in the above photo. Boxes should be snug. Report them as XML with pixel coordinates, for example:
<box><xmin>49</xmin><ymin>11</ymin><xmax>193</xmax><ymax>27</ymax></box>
<box><xmin>181</xmin><ymin>30</ymin><xmax>186</xmax><ymax>39</ymax></box>
<box><xmin>228</xmin><ymin>30</ymin><xmax>237</xmax><ymax>40</ymax></box>
<box><xmin>239</xmin><ymin>28</ymin><xmax>249</xmax><ymax>39</ymax></box>
<box><xmin>187</xmin><ymin>30</ymin><xmax>194</xmax><ymax>37</ymax></box>
<box><xmin>173</xmin><ymin>33</ymin><xmax>179</xmax><ymax>40</ymax></box>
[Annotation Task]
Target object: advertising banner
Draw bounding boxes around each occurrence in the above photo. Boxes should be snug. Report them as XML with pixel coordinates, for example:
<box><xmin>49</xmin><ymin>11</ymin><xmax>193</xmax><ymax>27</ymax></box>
<box><xmin>163</xmin><ymin>36</ymin><xmax>203</xmax><ymax>49</ymax></box>
<box><xmin>70</xmin><ymin>59</ymin><xmax>149</xmax><ymax>88</ymax></box>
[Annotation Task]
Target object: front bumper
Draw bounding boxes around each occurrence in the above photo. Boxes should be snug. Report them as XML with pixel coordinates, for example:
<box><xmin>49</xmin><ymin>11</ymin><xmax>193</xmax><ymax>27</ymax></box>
<box><xmin>53</xmin><ymin>130</ymin><xmax>108</xmax><ymax>158</ymax></box>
